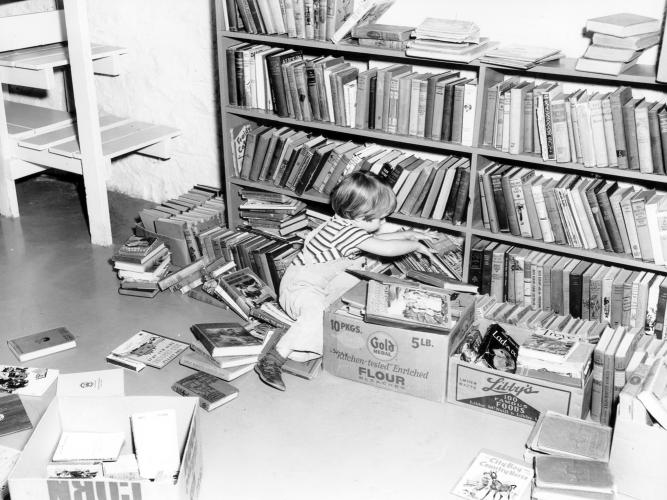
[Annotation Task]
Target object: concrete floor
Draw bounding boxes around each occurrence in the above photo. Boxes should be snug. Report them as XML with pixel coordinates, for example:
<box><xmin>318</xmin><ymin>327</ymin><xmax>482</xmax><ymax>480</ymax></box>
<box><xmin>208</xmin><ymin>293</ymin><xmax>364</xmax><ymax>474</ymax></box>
<box><xmin>0</xmin><ymin>173</ymin><xmax>534</xmax><ymax>500</ymax></box>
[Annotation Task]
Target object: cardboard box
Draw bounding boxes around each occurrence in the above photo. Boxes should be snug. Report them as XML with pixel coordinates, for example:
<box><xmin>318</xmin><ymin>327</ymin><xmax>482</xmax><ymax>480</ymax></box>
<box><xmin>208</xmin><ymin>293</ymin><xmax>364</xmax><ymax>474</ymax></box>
<box><xmin>135</xmin><ymin>223</ymin><xmax>191</xmax><ymax>268</ymax></box>
<box><xmin>447</xmin><ymin>319</ymin><xmax>593</xmax><ymax>425</ymax></box>
<box><xmin>323</xmin><ymin>297</ymin><xmax>475</xmax><ymax>403</ymax></box>
<box><xmin>9</xmin><ymin>396</ymin><xmax>202</xmax><ymax>500</ymax></box>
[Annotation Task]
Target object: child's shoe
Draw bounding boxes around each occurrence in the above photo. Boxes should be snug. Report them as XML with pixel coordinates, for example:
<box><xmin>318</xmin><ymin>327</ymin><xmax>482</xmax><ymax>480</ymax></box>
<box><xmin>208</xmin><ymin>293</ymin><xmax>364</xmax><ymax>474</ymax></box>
<box><xmin>255</xmin><ymin>349</ymin><xmax>286</xmax><ymax>391</ymax></box>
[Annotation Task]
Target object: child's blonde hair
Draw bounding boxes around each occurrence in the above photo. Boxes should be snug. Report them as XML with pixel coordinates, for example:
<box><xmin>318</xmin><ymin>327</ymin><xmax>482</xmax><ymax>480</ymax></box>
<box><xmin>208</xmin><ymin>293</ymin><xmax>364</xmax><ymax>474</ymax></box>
<box><xmin>331</xmin><ymin>171</ymin><xmax>396</xmax><ymax>221</ymax></box>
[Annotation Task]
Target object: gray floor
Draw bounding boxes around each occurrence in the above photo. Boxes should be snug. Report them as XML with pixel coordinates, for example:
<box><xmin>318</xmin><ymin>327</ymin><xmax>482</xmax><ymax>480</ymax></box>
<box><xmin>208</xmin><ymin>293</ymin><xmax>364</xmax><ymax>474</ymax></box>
<box><xmin>0</xmin><ymin>173</ymin><xmax>533</xmax><ymax>500</ymax></box>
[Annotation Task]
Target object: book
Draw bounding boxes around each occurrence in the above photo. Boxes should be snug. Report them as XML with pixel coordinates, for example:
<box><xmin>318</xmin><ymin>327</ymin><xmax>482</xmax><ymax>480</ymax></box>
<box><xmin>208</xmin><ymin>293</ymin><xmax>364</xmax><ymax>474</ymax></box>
<box><xmin>0</xmin><ymin>365</ymin><xmax>58</xmax><ymax>397</ymax></box>
<box><xmin>101</xmin><ymin>453</ymin><xmax>141</xmax><ymax>481</ymax></box>
<box><xmin>526</xmin><ymin>410</ymin><xmax>612</xmax><ymax>462</ymax></box>
<box><xmin>52</xmin><ymin>431</ymin><xmax>125</xmax><ymax>462</ymax></box>
<box><xmin>534</xmin><ymin>455</ymin><xmax>614</xmax><ymax>494</ymax></box>
<box><xmin>171</xmin><ymin>371</ymin><xmax>239</xmax><ymax>411</ymax></box>
<box><xmin>518</xmin><ymin>335</ymin><xmax>577</xmax><ymax>363</ymax></box>
<box><xmin>107</xmin><ymin>330</ymin><xmax>188</xmax><ymax>370</ymax></box>
<box><xmin>282</xmin><ymin>356</ymin><xmax>323</xmax><ymax>379</ymax></box>
<box><xmin>191</xmin><ymin>322</ymin><xmax>274</xmax><ymax>357</ymax></box>
<box><xmin>330</xmin><ymin>0</ymin><xmax>396</xmax><ymax>44</ymax></box>
<box><xmin>0</xmin><ymin>394</ymin><xmax>32</xmax><ymax>437</ymax></box>
<box><xmin>7</xmin><ymin>326</ymin><xmax>77</xmax><ymax>362</ymax></box>
<box><xmin>585</xmin><ymin>13</ymin><xmax>660</xmax><ymax>38</ymax></box>
<box><xmin>592</xmin><ymin>31</ymin><xmax>661</xmax><ymax>50</ymax></box>
<box><xmin>575</xmin><ymin>56</ymin><xmax>640</xmax><ymax>76</ymax></box>
<box><xmin>57</xmin><ymin>369</ymin><xmax>125</xmax><ymax>397</ymax></box>
<box><xmin>451</xmin><ymin>449</ymin><xmax>533</xmax><ymax>500</ymax></box>
<box><xmin>637</xmin><ymin>357</ymin><xmax>667</xmax><ymax>427</ymax></box>
<box><xmin>180</xmin><ymin>349</ymin><xmax>256</xmax><ymax>381</ymax></box>
<box><xmin>130</xmin><ymin>409</ymin><xmax>181</xmax><ymax>480</ymax></box>
<box><xmin>365</xmin><ymin>279</ymin><xmax>451</xmax><ymax>332</ymax></box>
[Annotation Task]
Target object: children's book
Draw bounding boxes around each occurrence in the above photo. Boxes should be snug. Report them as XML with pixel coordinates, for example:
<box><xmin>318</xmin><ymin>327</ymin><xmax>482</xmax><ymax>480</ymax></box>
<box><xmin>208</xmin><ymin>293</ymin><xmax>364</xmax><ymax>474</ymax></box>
<box><xmin>171</xmin><ymin>371</ymin><xmax>239</xmax><ymax>411</ymax></box>
<box><xmin>451</xmin><ymin>449</ymin><xmax>533</xmax><ymax>499</ymax></box>
<box><xmin>0</xmin><ymin>365</ymin><xmax>59</xmax><ymax>396</ymax></box>
<box><xmin>107</xmin><ymin>331</ymin><xmax>188</xmax><ymax>370</ymax></box>
<box><xmin>191</xmin><ymin>322</ymin><xmax>274</xmax><ymax>357</ymax></box>
<box><xmin>0</xmin><ymin>395</ymin><xmax>32</xmax><ymax>437</ymax></box>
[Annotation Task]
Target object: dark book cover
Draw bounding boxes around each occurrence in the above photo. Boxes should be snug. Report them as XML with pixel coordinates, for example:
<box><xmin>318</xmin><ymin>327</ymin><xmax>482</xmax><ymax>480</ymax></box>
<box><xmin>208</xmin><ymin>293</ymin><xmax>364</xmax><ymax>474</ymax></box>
<box><xmin>490</xmin><ymin>164</ymin><xmax>512</xmax><ymax>232</ymax></box>
<box><xmin>569</xmin><ymin>261</ymin><xmax>591</xmax><ymax>319</ymax></box>
<box><xmin>262</xmin><ymin>129</ymin><xmax>296</xmax><ymax>181</ymax></box>
<box><xmin>451</xmin><ymin>166</ymin><xmax>471</xmax><ymax>225</ymax></box>
<box><xmin>368</xmin><ymin>75</ymin><xmax>377</xmax><ymax>129</ymax></box>
<box><xmin>267</xmin><ymin>50</ymin><xmax>297</xmax><ymax>117</ymax></box>
<box><xmin>254</xmin><ymin>127</ymin><xmax>286</xmax><ymax>181</ymax></box>
<box><xmin>234</xmin><ymin>48</ymin><xmax>246</xmax><ymax>106</ymax></box>
<box><xmin>653</xmin><ymin>278</ymin><xmax>667</xmax><ymax>339</ymax></box>
<box><xmin>648</xmin><ymin>102</ymin><xmax>665</xmax><ymax>174</ymax></box>
<box><xmin>450</xmin><ymin>79</ymin><xmax>469</xmax><ymax>144</ymax></box>
<box><xmin>246</xmin><ymin>0</ymin><xmax>266</xmax><ymax>34</ymax></box>
<box><xmin>294</xmin><ymin>141</ymin><xmax>337</xmax><ymax>195</ymax></box>
<box><xmin>541</xmin><ymin>179</ymin><xmax>567</xmax><ymax>245</ymax></box>
<box><xmin>226</xmin><ymin>46</ymin><xmax>238</xmax><ymax>106</ymax></box>
<box><xmin>409</xmin><ymin>165</ymin><xmax>438</xmax><ymax>216</ymax></box>
<box><xmin>191</xmin><ymin>322</ymin><xmax>265</xmax><ymax>357</ymax></box>
<box><xmin>441</xmin><ymin>79</ymin><xmax>461</xmax><ymax>142</ymax></box>
<box><xmin>480</xmin><ymin>242</ymin><xmax>498</xmax><ymax>296</ymax></box>
<box><xmin>595</xmin><ymin>181</ymin><xmax>624</xmax><ymax>253</ymax></box>
<box><xmin>423</xmin><ymin>71</ymin><xmax>457</xmax><ymax>139</ymax></box>
<box><xmin>477</xmin><ymin>323</ymin><xmax>519</xmax><ymax>372</ymax></box>
<box><xmin>467</xmin><ymin>240</ymin><xmax>486</xmax><ymax>289</ymax></box>
<box><xmin>239</xmin><ymin>125</ymin><xmax>270</xmax><ymax>179</ymax></box>
<box><xmin>585</xmin><ymin>179</ymin><xmax>613</xmax><ymax>252</ymax></box>
<box><xmin>247</xmin><ymin>127</ymin><xmax>275</xmax><ymax>181</ymax></box>
<box><xmin>0</xmin><ymin>394</ymin><xmax>32</xmax><ymax>437</ymax></box>
<box><xmin>305</xmin><ymin>60</ymin><xmax>322</xmax><ymax>121</ymax></box>
<box><xmin>235</xmin><ymin>0</ymin><xmax>257</xmax><ymax>34</ymax></box>
<box><xmin>622</xmin><ymin>97</ymin><xmax>643</xmax><ymax>170</ymax></box>
<box><xmin>172</xmin><ymin>372</ymin><xmax>239</xmax><ymax>411</ymax></box>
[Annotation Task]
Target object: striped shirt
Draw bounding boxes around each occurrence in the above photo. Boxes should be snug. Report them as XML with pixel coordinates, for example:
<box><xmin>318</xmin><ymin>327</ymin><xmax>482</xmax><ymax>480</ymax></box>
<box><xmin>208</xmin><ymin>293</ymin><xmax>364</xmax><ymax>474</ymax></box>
<box><xmin>295</xmin><ymin>216</ymin><xmax>371</xmax><ymax>265</ymax></box>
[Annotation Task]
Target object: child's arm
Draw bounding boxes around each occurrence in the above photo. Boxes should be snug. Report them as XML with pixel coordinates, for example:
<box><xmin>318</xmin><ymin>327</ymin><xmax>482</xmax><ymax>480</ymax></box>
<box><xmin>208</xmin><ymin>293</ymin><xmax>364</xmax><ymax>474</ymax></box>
<box><xmin>357</xmin><ymin>237</ymin><xmax>434</xmax><ymax>258</ymax></box>
<box><xmin>374</xmin><ymin>228</ymin><xmax>440</xmax><ymax>241</ymax></box>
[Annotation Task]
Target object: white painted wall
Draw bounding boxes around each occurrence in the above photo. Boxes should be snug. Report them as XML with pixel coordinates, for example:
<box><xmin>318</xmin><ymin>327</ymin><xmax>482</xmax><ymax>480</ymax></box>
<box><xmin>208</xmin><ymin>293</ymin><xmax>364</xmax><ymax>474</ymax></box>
<box><xmin>2</xmin><ymin>0</ymin><xmax>666</xmax><ymax>203</ymax></box>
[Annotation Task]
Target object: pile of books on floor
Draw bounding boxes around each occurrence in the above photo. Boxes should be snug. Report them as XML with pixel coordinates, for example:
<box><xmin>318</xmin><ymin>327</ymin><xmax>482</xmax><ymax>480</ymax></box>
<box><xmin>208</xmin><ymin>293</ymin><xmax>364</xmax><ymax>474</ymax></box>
<box><xmin>471</xmin><ymin>243</ymin><xmax>667</xmax><ymax>332</ymax></box>
<box><xmin>113</xmin><ymin>235</ymin><xmax>171</xmax><ymax>298</ymax></box>
<box><xmin>349</xmin><ymin>23</ymin><xmax>414</xmax><ymax>50</ymax></box>
<box><xmin>405</xmin><ymin>18</ymin><xmax>498</xmax><ymax>63</ymax></box>
<box><xmin>220</xmin><ymin>0</ymin><xmax>396</xmax><ymax>44</ymax></box>
<box><xmin>478</xmin><ymin>44</ymin><xmax>563</xmax><ymax>70</ymax></box>
<box><xmin>477</xmin><ymin>165</ymin><xmax>667</xmax><ymax>260</ymax></box>
<box><xmin>482</xmin><ymin>77</ymin><xmax>667</xmax><ymax>172</ymax></box>
<box><xmin>238</xmin><ymin>188</ymin><xmax>307</xmax><ymax>235</ymax></box>
<box><xmin>577</xmin><ymin>12</ymin><xmax>661</xmax><ymax>75</ymax></box>
<box><xmin>526</xmin><ymin>411</ymin><xmax>615</xmax><ymax>498</ymax></box>
<box><xmin>226</xmin><ymin>44</ymin><xmax>479</xmax><ymax>145</ymax></box>
<box><xmin>137</xmin><ymin>185</ymin><xmax>225</xmax><ymax>264</ymax></box>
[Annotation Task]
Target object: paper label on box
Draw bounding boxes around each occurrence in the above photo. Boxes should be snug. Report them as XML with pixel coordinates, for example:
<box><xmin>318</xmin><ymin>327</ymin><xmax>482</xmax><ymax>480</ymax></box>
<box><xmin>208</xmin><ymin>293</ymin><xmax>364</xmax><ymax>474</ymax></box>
<box><xmin>452</xmin><ymin>364</ymin><xmax>573</xmax><ymax>422</ymax></box>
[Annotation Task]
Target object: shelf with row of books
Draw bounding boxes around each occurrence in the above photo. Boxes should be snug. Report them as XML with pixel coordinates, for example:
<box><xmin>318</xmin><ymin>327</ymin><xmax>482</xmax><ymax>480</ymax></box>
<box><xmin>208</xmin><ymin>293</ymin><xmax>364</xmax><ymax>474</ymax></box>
<box><xmin>216</xmin><ymin>13</ymin><xmax>667</xmax><ymax>284</ymax></box>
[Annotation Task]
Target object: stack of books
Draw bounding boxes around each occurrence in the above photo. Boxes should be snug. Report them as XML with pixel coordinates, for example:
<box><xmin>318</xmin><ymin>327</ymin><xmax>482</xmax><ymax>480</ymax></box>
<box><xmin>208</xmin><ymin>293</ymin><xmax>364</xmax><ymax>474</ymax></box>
<box><xmin>226</xmin><ymin>46</ymin><xmax>479</xmax><ymax>146</ymax></box>
<box><xmin>219</xmin><ymin>0</ymin><xmax>395</xmax><ymax>45</ymax></box>
<box><xmin>476</xmin><ymin>164</ymin><xmax>667</xmax><ymax>264</ymax></box>
<box><xmin>405</xmin><ymin>18</ymin><xmax>498</xmax><ymax>63</ymax></box>
<box><xmin>526</xmin><ymin>411</ymin><xmax>615</xmax><ymax>499</ymax></box>
<box><xmin>478</xmin><ymin>44</ymin><xmax>563</xmax><ymax>70</ymax></box>
<box><xmin>577</xmin><ymin>13</ymin><xmax>661</xmax><ymax>75</ymax></box>
<box><xmin>137</xmin><ymin>185</ymin><xmax>225</xmax><ymax>263</ymax></box>
<box><xmin>469</xmin><ymin>242</ymin><xmax>667</xmax><ymax>335</ymax></box>
<box><xmin>482</xmin><ymin>79</ymin><xmax>667</xmax><ymax>175</ymax></box>
<box><xmin>113</xmin><ymin>235</ymin><xmax>170</xmax><ymax>298</ymax></box>
<box><xmin>238</xmin><ymin>191</ymin><xmax>307</xmax><ymax>234</ymax></box>
<box><xmin>349</xmin><ymin>23</ymin><xmax>414</xmax><ymax>50</ymax></box>
<box><xmin>618</xmin><ymin>352</ymin><xmax>667</xmax><ymax>427</ymax></box>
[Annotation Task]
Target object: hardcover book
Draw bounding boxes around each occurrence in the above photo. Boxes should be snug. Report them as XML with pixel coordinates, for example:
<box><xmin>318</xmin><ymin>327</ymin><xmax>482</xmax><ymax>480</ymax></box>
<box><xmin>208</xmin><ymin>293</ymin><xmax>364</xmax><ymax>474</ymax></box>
<box><xmin>282</xmin><ymin>357</ymin><xmax>323</xmax><ymax>379</ymax></box>
<box><xmin>7</xmin><ymin>326</ymin><xmax>77</xmax><ymax>362</ymax></box>
<box><xmin>518</xmin><ymin>335</ymin><xmax>577</xmax><ymax>362</ymax></box>
<box><xmin>191</xmin><ymin>322</ymin><xmax>274</xmax><ymax>357</ymax></box>
<box><xmin>0</xmin><ymin>394</ymin><xmax>32</xmax><ymax>437</ymax></box>
<box><xmin>451</xmin><ymin>449</ymin><xmax>533</xmax><ymax>500</ymax></box>
<box><xmin>107</xmin><ymin>330</ymin><xmax>188</xmax><ymax>370</ymax></box>
<box><xmin>0</xmin><ymin>365</ymin><xmax>58</xmax><ymax>397</ymax></box>
<box><xmin>365</xmin><ymin>280</ymin><xmax>452</xmax><ymax>332</ymax></box>
<box><xmin>52</xmin><ymin>431</ymin><xmax>125</xmax><ymax>462</ymax></box>
<box><xmin>180</xmin><ymin>348</ymin><xmax>256</xmax><ymax>381</ymax></box>
<box><xmin>171</xmin><ymin>371</ymin><xmax>239</xmax><ymax>411</ymax></box>
<box><xmin>534</xmin><ymin>455</ymin><xmax>614</xmax><ymax>494</ymax></box>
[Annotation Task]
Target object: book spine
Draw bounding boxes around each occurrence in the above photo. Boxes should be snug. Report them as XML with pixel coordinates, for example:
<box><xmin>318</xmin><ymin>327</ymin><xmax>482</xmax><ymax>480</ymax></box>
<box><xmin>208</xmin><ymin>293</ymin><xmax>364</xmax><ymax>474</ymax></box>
<box><xmin>597</xmin><ymin>190</ymin><xmax>625</xmax><ymax>253</ymax></box>
<box><xmin>461</xmin><ymin>81</ymin><xmax>477</xmax><ymax>147</ymax></box>
<box><xmin>648</xmin><ymin>107</ymin><xmax>665</xmax><ymax>174</ymax></box>
<box><xmin>450</xmin><ymin>83</ymin><xmax>466</xmax><ymax>144</ymax></box>
<box><xmin>623</xmin><ymin>102</ymin><xmax>641</xmax><ymax>170</ymax></box>
<box><xmin>510</xmin><ymin>175</ymin><xmax>533</xmax><ymax>237</ymax></box>
<box><xmin>589</xmin><ymin>98</ymin><xmax>608</xmax><ymax>167</ymax></box>
<box><xmin>523</xmin><ymin>89</ymin><xmax>534</xmax><ymax>153</ymax></box>
<box><xmin>601</xmin><ymin>97</ymin><xmax>618</xmax><ymax>167</ymax></box>
<box><xmin>610</xmin><ymin>90</ymin><xmax>629</xmax><ymax>168</ymax></box>
<box><xmin>491</xmin><ymin>172</ymin><xmax>510</xmax><ymax>232</ymax></box>
<box><xmin>632</xmin><ymin>197</ymin><xmax>654</xmax><ymax>262</ymax></box>
<box><xmin>542</xmin><ymin>93</ymin><xmax>556</xmax><ymax>161</ymax></box>
<box><xmin>532</xmin><ymin>183</ymin><xmax>554</xmax><ymax>242</ymax></box>
<box><xmin>306</xmin><ymin>65</ymin><xmax>321</xmax><ymax>121</ymax></box>
<box><xmin>635</xmin><ymin>106</ymin><xmax>654</xmax><ymax>173</ymax></box>
<box><xmin>551</xmin><ymin>98</ymin><xmax>571</xmax><ymax>163</ymax></box>
<box><xmin>501</xmin><ymin>172</ymin><xmax>521</xmax><ymax>236</ymax></box>
<box><xmin>482</xmin><ymin>86</ymin><xmax>497</xmax><ymax>146</ymax></box>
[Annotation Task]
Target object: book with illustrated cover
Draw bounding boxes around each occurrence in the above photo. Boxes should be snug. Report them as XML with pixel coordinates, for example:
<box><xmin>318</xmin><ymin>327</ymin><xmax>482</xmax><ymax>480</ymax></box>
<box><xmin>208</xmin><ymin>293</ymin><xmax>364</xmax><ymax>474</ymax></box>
<box><xmin>283</xmin><ymin>357</ymin><xmax>323</xmax><ymax>379</ymax></box>
<box><xmin>526</xmin><ymin>410</ymin><xmax>612</xmax><ymax>462</ymax></box>
<box><xmin>0</xmin><ymin>395</ymin><xmax>32</xmax><ymax>437</ymax></box>
<box><xmin>0</xmin><ymin>365</ymin><xmax>58</xmax><ymax>397</ymax></box>
<box><xmin>365</xmin><ymin>279</ymin><xmax>452</xmax><ymax>332</ymax></box>
<box><xmin>518</xmin><ymin>335</ymin><xmax>577</xmax><ymax>363</ymax></box>
<box><xmin>451</xmin><ymin>449</ymin><xmax>533</xmax><ymax>500</ymax></box>
<box><xmin>114</xmin><ymin>235</ymin><xmax>164</xmax><ymax>263</ymax></box>
<box><xmin>180</xmin><ymin>349</ymin><xmax>255</xmax><ymax>381</ymax></box>
<box><xmin>191</xmin><ymin>322</ymin><xmax>274</xmax><ymax>357</ymax></box>
<box><xmin>7</xmin><ymin>326</ymin><xmax>77</xmax><ymax>362</ymax></box>
<box><xmin>475</xmin><ymin>323</ymin><xmax>520</xmax><ymax>373</ymax></box>
<box><xmin>171</xmin><ymin>371</ymin><xmax>239</xmax><ymax>411</ymax></box>
<box><xmin>107</xmin><ymin>331</ymin><xmax>188</xmax><ymax>370</ymax></box>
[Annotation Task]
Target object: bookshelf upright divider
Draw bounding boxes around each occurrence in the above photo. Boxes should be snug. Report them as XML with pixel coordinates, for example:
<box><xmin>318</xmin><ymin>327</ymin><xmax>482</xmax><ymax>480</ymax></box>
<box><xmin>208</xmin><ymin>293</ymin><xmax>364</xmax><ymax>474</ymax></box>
<box><xmin>214</xmin><ymin>2</ymin><xmax>667</xmax><ymax>283</ymax></box>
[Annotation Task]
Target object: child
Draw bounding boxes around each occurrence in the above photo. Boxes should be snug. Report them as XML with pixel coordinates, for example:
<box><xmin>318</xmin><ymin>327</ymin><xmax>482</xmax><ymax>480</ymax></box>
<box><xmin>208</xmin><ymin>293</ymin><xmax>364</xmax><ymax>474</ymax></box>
<box><xmin>255</xmin><ymin>171</ymin><xmax>437</xmax><ymax>390</ymax></box>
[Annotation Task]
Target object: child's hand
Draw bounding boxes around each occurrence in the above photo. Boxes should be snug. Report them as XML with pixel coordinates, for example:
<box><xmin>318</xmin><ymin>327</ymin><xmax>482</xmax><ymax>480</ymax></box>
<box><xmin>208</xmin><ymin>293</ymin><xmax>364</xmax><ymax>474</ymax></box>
<box><xmin>415</xmin><ymin>243</ymin><xmax>436</xmax><ymax>261</ymax></box>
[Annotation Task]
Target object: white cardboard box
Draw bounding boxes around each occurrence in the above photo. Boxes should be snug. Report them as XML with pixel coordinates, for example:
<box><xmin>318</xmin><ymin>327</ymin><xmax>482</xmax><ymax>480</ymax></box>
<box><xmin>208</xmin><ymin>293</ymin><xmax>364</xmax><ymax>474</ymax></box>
<box><xmin>446</xmin><ymin>319</ymin><xmax>593</xmax><ymax>424</ymax></box>
<box><xmin>8</xmin><ymin>396</ymin><xmax>202</xmax><ymax>500</ymax></box>
<box><xmin>323</xmin><ymin>297</ymin><xmax>475</xmax><ymax>403</ymax></box>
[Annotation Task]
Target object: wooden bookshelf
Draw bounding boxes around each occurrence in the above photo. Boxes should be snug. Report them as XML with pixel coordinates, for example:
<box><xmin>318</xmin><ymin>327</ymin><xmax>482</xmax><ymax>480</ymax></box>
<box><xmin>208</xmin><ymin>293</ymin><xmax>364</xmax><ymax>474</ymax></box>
<box><xmin>215</xmin><ymin>7</ymin><xmax>667</xmax><ymax>282</ymax></box>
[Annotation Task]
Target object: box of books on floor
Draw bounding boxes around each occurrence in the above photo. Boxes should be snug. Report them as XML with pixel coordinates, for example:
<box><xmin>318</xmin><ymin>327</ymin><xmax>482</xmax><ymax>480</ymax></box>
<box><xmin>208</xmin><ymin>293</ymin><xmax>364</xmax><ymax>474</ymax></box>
<box><xmin>322</xmin><ymin>273</ymin><xmax>476</xmax><ymax>403</ymax></box>
<box><xmin>447</xmin><ymin>316</ymin><xmax>594</xmax><ymax>424</ymax></box>
<box><xmin>8</xmin><ymin>396</ymin><xmax>201</xmax><ymax>500</ymax></box>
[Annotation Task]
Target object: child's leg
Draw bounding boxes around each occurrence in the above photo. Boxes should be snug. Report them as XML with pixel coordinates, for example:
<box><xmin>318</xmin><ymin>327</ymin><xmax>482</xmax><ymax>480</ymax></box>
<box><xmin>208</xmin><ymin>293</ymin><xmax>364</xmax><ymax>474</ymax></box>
<box><xmin>276</xmin><ymin>280</ymin><xmax>327</xmax><ymax>360</ymax></box>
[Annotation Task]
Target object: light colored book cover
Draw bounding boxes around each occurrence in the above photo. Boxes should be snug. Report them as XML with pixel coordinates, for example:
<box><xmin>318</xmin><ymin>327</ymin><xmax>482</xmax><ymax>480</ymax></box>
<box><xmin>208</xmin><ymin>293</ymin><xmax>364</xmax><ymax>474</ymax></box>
<box><xmin>452</xmin><ymin>449</ymin><xmax>533</xmax><ymax>499</ymax></box>
<box><xmin>57</xmin><ymin>369</ymin><xmax>125</xmax><ymax>397</ymax></box>
<box><xmin>52</xmin><ymin>431</ymin><xmax>125</xmax><ymax>462</ymax></box>
<box><xmin>108</xmin><ymin>330</ymin><xmax>188</xmax><ymax>369</ymax></box>
<box><xmin>131</xmin><ymin>408</ymin><xmax>181</xmax><ymax>480</ymax></box>
<box><xmin>0</xmin><ymin>365</ymin><xmax>58</xmax><ymax>397</ymax></box>
<box><xmin>7</xmin><ymin>326</ymin><xmax>76</xmax><ymax>363</ymax></box>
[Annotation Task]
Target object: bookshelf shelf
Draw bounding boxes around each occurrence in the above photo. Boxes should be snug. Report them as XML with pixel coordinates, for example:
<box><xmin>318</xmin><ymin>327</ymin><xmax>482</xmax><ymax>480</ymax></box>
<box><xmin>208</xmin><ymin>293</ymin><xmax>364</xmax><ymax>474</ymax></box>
<box><xmin>471</xmin><ymin>227</ymin><xmax>667</xmax><ymax>274</ymax></box>
<box><xmin>229</xmin><ymin>177</ymin><xmax>465</xmax><ymax>233</ymax></box>
<box><xmin>226</xmin><ymin>106</ymin><xmax>476</xmax><ymax>155</ymax></box>
<box><xmin>215</xmin><ymin>1</ymin><xmax>667</xmax><ymax>284</ymax></box>
<box><xmin>478</xmin><ymin>147</ymin><xmax>667</xmax><ymax>185</ymax></box>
